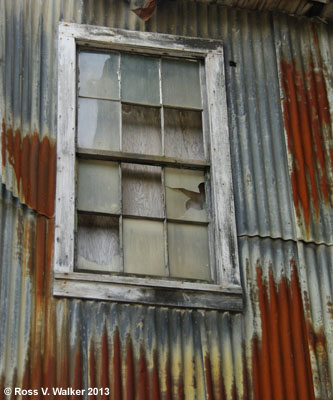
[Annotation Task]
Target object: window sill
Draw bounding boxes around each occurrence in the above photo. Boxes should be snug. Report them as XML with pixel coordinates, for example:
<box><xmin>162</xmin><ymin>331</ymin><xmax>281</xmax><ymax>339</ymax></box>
<box><xmin>54</xmin><ymin>272</ymin><xmax>243</xmax><ymax>311</ymax></box>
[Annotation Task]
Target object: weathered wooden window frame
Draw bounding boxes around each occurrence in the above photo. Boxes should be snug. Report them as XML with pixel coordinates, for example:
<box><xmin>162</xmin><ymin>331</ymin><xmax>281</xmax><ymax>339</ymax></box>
<box><xmin>54</xmin><ymin>22</ymin><xmax>242</xmax><ymax>311</ymax></box>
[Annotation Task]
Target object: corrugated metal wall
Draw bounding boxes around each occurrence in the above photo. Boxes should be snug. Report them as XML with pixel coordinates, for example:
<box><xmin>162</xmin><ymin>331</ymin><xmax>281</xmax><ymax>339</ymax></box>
<box><xmin>0</xmin><ymin>1</ymin><xmax>332</xmax><ymax>399</ymax></box>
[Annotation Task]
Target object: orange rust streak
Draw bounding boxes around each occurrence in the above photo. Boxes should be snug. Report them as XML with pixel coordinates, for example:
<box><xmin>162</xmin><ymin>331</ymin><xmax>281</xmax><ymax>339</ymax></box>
<box><xmin>277</xmin><ymin>274</ymin><xmax>298</xmax><ymax>400</ymax></box>
<box><xmin>37</xmin><ymin>138</ymin><xmax>50</xmax><ymax>216</ymax></box>
<box><xmin>1</xmin><ymin>120</ymin><xmax>56</xmax><ymax>218</ymax></box>
<box><xmin>255</xmin><ymin>266</ymin><xmax>273</xmax><ymax>400</ymax></box>
<box><xmin>29</xmin><ymin>135</ymin><xmax>39</xmax><ymax>211</ymax></box>
<box><xmin>289</xmin><ymin>263</ymin><xmax>316</xmax><ymax>400</ymax></box>
<box><xmin>89</xmin><ymin>343</ymin><xmax>96</xmax><ymax>400</ymax></box>
<box><xmin>1</xmin><ymin>120</ymin><xmax>5</xmax><ymax>167</ymax></box>
<box><xmin>151</xmin><ymin>351</ymin><xmax>160</xmax><ymax>400</ymax></box>
<box><xmin>267</xmin><ymin>270</ymin><xmax>285</xmax><ymax>399</ymax></box>
<box><xmin>125</xmin><ymin>338</ymin><xmax>135</xmax><ymax>400</ymax></box>
<box><xmin>204</xmin><ymin>356</ymin><xmax>214</xmax><ymax>400</ymax></box>
<box><xmin>280</xmin><ymin>60</ymin><xmax>312</xmax><ymax>228</ymax></box>
<box><xmin>253</xmin><ymin>264</ymin><xmax>316</xmax><ymax>400</ymax></box>
<box><xmin>307</xmin><ymin>63</ymin><xmax>331</xmax><ymax>203</ymax></box>
<box><xmin>138</xmin><ymin>347</ymin><xmax>149</xmax><ymax>400</ymax></box>
<box><xmin>112</xmin><ymin>330</ymin><xmax>122</xmax><ymax>400</ymax></box>
<box><xmin>100</xmin><ymin>331</ymin><xmax>109</xmax><ymax>400</ymax></box>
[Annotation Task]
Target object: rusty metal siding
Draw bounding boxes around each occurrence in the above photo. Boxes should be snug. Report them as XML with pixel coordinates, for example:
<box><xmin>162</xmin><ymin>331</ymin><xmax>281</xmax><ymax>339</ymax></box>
<box><xmin>274</xmin><ymin>15</ymin><xmax>333</xmax><ymax>244</ymax></box>
<box><xmin>0</xmin><ymin>0</ymin><xmax>333</xmax><ymax>399</ymax></box>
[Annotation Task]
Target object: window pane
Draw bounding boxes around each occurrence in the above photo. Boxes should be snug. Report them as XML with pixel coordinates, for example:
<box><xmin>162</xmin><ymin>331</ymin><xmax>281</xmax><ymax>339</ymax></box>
<box><xmin>165</xmin><ymin>168</ymin><xmax>207</xmax><ymax>222</ymax></box>
<box><xmin>122</xmin><ymin>164</ymin><xmax>163</xmax><ymax>218</ymax></box>
<box><xmin>123</xmin><ymin>218</ymin><xmax>165</xmax><ymax>276</ymax></box>
<box><xmin>77</xmin><ymin>98</ymin><xmax>120</xmax><ymax>151</ymax></box>
<box><xmin>78</xmin><ymin>51</ymin><xmax>119</xmax><ymax>100</ymax></box>
<box><xmin>164</xmin><ymin>108</ymin><xmax>204</xmax><ymax>160</ymax></box>
<box><xmin>122</xmin><ymin>104</ymin><xmax>161</xmax><ymax>155</ymax></box>
<box><xmin>168</xmin><ymin>222</ymin><xmax>210</xmax><ymax>280</ymax></box>
<box><xmin>162</xmin><ymin>59</ymin><xmax>202</xmax><ymax>109</ymax></box>
<box><xmin>77</xmin><ymin>160</ymin><xmax>120</xmax><ymax>214</ymax></box>
<box><xmin>121</xmin><ymin>54</ymin><xmax>160</xmax><ymax>105</ymax></box>
<box><xmin>76</xmin><ymin>214</ymin><xmax>121</xmax><ymax>272</ymax></box>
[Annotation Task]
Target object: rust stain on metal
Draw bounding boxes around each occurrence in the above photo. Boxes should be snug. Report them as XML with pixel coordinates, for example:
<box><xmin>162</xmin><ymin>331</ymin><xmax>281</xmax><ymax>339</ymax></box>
<box><xmin>252</xmin><ymin>262</ymin><xmax>316</xmax><ymax>400</ymax></box>
<box><xmin>125</xmin><ymin>337</ymin><xmax>135</xmax><ymax>400</ymax></box>
<box><xmin>151</xmin><ymin>351</ymin><xmax>161</xmax><ymax>400</ymax></box>
<box><xmin>204</xmin><ymin>356</ymin><xmax>214</xmax><ymax>399</ymax></box>
<box><xmin>138</xmin><ymin>346</ymin><xmax>149</xmax><ymax>400</ymax></box>
<box><xmin>280</xmin><ymin>56</ymin><xmax>332</xmax><ymax>235</ymax></box>
<box><xmin>132</xmin><ymin>0</ymin><xmax>157</xmax><ymax>21</ymax></box>
<box><xmin>112</xmin><ymin>329</ymin><xmax>122</xmax><ymax>400</ymax></box>
<box><xmin>100</xmin><ymin>331</ymin><xmax>109</xmax><ymax>400</ymax></box>
<box><xmin>1</xmin><ymin>120</ymin><xmax>56</xmax><ymax>218</ymax></box>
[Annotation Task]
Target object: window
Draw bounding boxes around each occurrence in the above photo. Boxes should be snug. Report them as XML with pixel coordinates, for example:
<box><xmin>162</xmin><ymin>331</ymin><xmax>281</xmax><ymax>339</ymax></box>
<box><xmin>54</xmin><ymin>23</ymin><xmax>242</xmax><ymax>310</ymax></box>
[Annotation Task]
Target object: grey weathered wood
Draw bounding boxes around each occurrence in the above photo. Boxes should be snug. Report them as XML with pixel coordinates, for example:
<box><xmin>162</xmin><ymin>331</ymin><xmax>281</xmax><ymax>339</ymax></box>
<box><xmin>59</xmin><ymin>23</ymin><xmax>223</xmax><ymax>58</ymax></box>
<box><xmin>54</xmin><ymin>278</ymin><xmax>243</xmax><ymax>311</ymax></box>
<box><xmin>77</xmin><ymin>147</ymin><xmax>209</xmax><ymax>169</ymax></box>
<box><xmin>54</xmin><ymin>33</ymin><xmax>76</xmax><ymax>273</ymax></box>
<box><xmin>206</xmin><ymin>52</ymin><xmax>241</xmax><ymax>288</ymax></box>
<box><xmin>54</xmin><ymin>272</ymin><xmax>242</xmax><ymax>294</ymax></box>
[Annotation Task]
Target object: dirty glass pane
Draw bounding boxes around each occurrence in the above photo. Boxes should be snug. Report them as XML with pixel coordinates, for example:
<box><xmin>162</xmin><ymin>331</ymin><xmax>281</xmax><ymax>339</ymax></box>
<box><xmin>123</xmin><ymin>218</ymin><xmax>165</xmax><ymax>276</ymax></box>
<box><xmin>162</xmin><ymin>59</ymin><xmax>201</xmax><ymax>109</ymax></box>
<box><xmin>122</xmin><ymin>104</ymin><xmax>161</xmax><ymax>155</ymax></box>
<box><xmin>165</xmin><ymin>168</ymin><xmax>207</xmax><ymax>222</ymax></box>
<box><xmin>121</xmin><ymin>53</ymin><xmax>160</xmax><ymax>105</ymax></box>
<box><xmin>77</xmin><ymin>98</ymin><xmax>120</xmax><ymax>151</ymax></box>
<box><xmin>168</xmin><ymin>222</ymin><xmax>210</xmax><ymax>280</ymax></box>
<box><xmin>164</xmin><ymin>108</ymin><xmax>204</xmax><ymax>160</ymax></box>
<box><xmin>78</xmin><ymin>51</ymin><xmax>119</xmax><ymax>100</ymax></box>
<box><xmin>122</xmin><ymin>163</ymin><xmax>163</xmax><ymax>218</ymax></box>
<box><xmin>77</xmin><ymin>160</ymin><xmax>120</xmax><ymax>214</ymax></box>
<box><xmin>76</xmin><ymin>214</ymin><xmax>121</xmax><ymax>272</ymax></box>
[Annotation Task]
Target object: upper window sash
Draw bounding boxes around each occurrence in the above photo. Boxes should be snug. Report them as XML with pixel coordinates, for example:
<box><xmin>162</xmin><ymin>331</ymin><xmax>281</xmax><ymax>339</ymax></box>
<box><xmin>55</xmin><ymin>23</ymin><xmax>241</xmax><ymax>309</ymax></box>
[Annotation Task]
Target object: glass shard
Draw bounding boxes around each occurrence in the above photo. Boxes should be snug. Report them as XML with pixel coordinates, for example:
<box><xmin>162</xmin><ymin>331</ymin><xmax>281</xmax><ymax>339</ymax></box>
<box><xmin>165</xmin><ymin>168</ymin><xmax>207</xmax><ymax>222</ymax></box>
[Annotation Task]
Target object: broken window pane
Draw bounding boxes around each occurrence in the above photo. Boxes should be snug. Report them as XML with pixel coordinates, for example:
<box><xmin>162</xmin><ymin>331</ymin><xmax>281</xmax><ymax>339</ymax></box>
<box><xmin>122</xmin><ymin>104</ymin><xmax>161</xmax><ymax>155</ymax></box>
<box><xmin>77</xmin><ymin>98</ymin><xmax>120</xmax><ymax>151</ymax></box>
<box><xmin>165</xmin><ymin>168</ymin><xmax>207</xmax><ymax>222</ymax></box>
<box><xmin>162</xmin><ymin>59</ymin><xmax>202</xmax><ymax>109</ymax></box>
<box><xmin>77</xmin><ymin>160</ymin><xmax>120</xmax><ymax>214</ymax></box>
<box><xmin>122</xmin><ymin>163</ymin><xmax>164</xmax><ymax>218</ymax></box>
<box><xmin>121</xmin><ymin>53</ymin><xmax>160</xmax><ymax>105</ymax></box>
<box><xmin>167</xmin><ymin>222</ymin><xmax>210</xmax><ymax>280</ymax></box>
<box><xmin>123</xmin><ymin>218</ymin><xmax>165</xmax><ymax>276</ymax></box>
<box><xmin>78</xmin><ymin>51</ymin><xmax>120</xmax><ymax>100</ymax></box>
<box><xmin>164</xmin><ymin>108</ymin><xmax>204</xmax><ymax>160</ymax></box>
<box><xmin>76</xmin><ymin>213</ymin><xmax>121</xmax><ymax>272</ymax></box>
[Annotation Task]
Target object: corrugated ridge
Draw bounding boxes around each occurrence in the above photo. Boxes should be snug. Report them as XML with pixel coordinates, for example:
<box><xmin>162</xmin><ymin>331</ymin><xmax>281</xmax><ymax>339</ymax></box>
<box><xmin>2</xmin><ymin>184</ymin><xmax>330</xmax><ymax>398</ymax></box>
<box><xmin>274</xmin><ymin>15</ymin><xmax>333</xmax><ymax>244</ymax></box>
<box><xmin>0</xmin><ymin>183</ymin><xmax>248</xmax><ymax>399</ymax></box>
<box><xmin>0</xmin><ymin>0</ymin><xmax>332</xmax><ymax>399</ymax></box>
